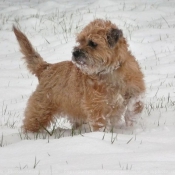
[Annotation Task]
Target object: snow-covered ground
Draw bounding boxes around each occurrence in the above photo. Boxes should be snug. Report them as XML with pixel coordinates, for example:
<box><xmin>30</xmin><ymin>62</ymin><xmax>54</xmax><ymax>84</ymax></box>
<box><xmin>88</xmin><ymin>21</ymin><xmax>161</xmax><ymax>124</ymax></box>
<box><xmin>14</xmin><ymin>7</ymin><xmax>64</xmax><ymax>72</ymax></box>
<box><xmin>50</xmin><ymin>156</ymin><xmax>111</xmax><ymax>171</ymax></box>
<box><xmin>0</xmin><ymin>0</ymin><xmax>175</xmax><ymax>174</ymax></box>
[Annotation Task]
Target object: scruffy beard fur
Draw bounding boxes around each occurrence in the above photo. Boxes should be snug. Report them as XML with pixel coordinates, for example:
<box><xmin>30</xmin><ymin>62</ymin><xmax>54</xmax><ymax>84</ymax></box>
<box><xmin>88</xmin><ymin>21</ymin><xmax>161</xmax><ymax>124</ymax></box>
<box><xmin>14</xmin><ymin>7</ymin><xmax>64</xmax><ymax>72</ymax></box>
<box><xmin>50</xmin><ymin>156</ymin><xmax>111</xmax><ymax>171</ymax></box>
<box><xmin>13</xmin><ymin>19</ymin><xmax>145</xmax><ymax>132</ymax></box>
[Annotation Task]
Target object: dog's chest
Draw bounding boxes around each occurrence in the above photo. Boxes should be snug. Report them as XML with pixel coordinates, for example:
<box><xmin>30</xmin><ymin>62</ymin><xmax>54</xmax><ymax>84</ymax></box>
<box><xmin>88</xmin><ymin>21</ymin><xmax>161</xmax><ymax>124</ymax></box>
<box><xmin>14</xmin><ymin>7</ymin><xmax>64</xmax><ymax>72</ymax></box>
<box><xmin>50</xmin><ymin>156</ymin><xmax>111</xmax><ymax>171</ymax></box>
<box><xmin>85</xmin><ymin>79</ymin><xmax>124</xmax><ymax>112</ymax></box>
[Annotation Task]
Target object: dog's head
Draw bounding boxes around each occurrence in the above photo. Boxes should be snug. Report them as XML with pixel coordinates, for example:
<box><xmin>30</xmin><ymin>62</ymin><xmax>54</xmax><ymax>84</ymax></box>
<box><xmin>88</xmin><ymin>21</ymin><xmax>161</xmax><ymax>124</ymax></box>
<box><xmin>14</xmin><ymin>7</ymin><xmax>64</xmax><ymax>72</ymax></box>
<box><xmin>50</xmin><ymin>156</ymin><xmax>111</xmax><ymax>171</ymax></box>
<box><xmin>72</xmin><ymin>19</ymin><xmax>127</xmax><ymax>75</ymax></box>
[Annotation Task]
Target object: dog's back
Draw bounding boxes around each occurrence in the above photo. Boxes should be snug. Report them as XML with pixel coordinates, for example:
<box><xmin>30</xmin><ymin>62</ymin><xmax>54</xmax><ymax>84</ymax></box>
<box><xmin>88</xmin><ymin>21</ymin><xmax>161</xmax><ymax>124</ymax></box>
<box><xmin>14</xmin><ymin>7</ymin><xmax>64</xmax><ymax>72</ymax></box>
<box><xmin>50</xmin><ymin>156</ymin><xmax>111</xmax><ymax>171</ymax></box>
<box><xmin>13</xmin><ymin>26</ymin><xmax>50</xmax><ymax>79</ymax></box>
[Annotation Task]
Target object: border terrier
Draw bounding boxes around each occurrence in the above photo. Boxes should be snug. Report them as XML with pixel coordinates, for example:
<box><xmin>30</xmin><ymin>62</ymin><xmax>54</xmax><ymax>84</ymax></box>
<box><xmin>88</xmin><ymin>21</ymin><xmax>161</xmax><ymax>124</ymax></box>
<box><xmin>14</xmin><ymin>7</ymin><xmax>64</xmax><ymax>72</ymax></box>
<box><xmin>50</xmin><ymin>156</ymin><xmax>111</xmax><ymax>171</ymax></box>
<box><xmin>13</xmin><ymin>19</ymin><xmax>145</xmax><ymax>132</ymax></box>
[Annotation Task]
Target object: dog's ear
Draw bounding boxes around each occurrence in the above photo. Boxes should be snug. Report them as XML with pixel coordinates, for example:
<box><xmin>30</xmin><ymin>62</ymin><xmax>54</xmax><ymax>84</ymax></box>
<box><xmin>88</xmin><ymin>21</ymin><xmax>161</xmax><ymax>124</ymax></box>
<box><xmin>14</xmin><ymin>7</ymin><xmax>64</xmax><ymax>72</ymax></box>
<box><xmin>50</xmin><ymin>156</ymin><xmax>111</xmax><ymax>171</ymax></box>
<box><xmin>107</xmin><ymin>28</ymin><xmax>123</xmax><ymax>47</ymax></box>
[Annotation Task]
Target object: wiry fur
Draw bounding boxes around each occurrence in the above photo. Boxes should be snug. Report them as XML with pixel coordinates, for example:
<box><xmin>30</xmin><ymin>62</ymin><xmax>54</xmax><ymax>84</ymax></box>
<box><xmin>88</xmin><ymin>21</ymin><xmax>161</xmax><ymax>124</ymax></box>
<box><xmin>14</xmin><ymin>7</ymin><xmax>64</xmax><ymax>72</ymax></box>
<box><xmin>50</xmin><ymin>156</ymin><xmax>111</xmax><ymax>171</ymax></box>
<box><xmin>13</xmin><ymin>26</ymin><xmax>50</xmax><ymax>79</ymax></box>
<box><xmin>13</xmin><ymin>19</ymin><xmax>145</xmax><ymax>132</ymax></box>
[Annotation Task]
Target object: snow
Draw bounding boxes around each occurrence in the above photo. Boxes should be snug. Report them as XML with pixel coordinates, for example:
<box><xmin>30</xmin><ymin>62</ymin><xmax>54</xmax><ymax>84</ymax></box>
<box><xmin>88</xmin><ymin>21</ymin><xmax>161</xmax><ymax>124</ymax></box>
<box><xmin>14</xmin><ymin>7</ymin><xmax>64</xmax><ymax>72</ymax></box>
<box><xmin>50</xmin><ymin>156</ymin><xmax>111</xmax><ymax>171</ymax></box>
<box><xmin>0</xmin><ymin>0</ymin><xmax>175</xmax><ymax>174</ymax></box>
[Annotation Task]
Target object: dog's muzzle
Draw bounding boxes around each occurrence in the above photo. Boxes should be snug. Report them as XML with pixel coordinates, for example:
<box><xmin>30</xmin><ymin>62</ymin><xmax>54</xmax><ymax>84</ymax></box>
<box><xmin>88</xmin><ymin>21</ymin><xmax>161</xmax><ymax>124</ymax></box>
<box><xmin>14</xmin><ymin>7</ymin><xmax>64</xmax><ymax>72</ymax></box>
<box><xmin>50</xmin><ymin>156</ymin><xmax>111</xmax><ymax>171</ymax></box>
<box><xmin>72</xmin><ymin>50</ymin><xmax>87</xmax><ymax>65</ymax></box>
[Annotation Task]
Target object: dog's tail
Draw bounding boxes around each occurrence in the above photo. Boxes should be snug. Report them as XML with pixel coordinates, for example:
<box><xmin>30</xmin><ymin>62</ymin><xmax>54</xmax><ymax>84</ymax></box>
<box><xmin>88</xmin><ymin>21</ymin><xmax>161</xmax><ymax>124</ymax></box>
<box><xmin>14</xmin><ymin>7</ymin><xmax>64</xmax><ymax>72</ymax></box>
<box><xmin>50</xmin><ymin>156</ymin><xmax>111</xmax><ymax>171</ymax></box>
<box><xmin>13</xmin><ymin>26</ymin><xmax>50</xmax><ymax>78</ymax></box>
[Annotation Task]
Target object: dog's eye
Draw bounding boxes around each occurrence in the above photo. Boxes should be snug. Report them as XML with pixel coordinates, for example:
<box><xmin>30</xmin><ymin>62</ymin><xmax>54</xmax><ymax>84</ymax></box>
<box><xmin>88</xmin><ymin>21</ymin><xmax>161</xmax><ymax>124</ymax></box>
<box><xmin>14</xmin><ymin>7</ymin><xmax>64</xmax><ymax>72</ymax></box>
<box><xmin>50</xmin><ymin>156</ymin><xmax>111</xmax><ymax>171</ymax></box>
<box><xmin>88</xmin><ymin>40</ymin><xmax>97</xmax><ymax>48</ymax></box>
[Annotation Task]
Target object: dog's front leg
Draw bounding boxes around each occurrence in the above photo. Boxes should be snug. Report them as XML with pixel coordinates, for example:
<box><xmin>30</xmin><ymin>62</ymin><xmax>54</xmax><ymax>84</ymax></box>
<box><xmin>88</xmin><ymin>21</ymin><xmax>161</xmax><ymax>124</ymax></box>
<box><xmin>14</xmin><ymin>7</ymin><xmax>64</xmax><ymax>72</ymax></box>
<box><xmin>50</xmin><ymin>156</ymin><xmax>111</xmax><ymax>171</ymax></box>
<box><xmin>89</xmin><ymin>115</ymin><xmax>108</xmax><ymax>132</ymax></box>
<box><xmin>124</xmin><ymin>95</ymin><xmax>144</xmax><ymax>126</ymax></box>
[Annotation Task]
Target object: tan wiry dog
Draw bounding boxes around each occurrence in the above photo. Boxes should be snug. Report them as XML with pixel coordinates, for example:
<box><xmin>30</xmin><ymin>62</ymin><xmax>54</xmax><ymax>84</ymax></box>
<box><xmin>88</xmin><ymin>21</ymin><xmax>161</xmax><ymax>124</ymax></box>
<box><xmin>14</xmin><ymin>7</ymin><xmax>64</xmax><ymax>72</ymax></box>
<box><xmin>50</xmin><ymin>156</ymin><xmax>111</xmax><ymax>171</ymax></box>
<box><xmin>13</xmin><ymin>19</ymin><xmax>145</xmax><ymax>132</ymax></box>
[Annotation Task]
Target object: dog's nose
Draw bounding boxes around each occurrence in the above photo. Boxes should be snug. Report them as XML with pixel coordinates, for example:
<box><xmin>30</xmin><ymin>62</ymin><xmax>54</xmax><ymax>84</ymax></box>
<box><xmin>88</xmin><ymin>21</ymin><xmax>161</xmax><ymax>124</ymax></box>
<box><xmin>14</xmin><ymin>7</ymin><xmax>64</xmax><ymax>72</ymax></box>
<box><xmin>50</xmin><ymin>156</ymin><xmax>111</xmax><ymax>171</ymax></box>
<box><xmin>73</xmin><ymin>50</ymin><xmax>81</xmax><ymax>58</ymax></box>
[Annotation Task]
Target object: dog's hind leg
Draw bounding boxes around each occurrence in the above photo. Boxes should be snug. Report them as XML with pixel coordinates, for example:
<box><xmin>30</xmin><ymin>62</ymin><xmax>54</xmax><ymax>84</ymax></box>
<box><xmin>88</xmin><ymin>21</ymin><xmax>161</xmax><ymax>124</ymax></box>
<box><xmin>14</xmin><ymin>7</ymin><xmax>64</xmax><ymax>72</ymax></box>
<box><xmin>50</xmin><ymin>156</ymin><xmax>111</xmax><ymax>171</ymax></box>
<box><xmin>22</xmin><ymin>91</ymin><xmax>56</xmax><ymax>132</ymax></box>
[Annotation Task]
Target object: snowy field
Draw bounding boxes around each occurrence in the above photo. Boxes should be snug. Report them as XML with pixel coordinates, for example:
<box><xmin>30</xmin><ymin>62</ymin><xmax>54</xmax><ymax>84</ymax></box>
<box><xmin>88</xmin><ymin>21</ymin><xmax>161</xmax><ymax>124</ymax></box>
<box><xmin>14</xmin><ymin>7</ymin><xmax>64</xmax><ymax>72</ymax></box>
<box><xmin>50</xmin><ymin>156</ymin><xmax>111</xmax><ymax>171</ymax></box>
<box><xmin>0</xmin><ymin>0</ymin><xmax>175</xmax><ymax>174</ymax></box>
